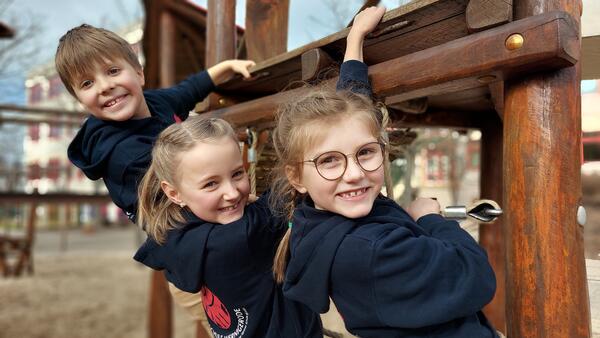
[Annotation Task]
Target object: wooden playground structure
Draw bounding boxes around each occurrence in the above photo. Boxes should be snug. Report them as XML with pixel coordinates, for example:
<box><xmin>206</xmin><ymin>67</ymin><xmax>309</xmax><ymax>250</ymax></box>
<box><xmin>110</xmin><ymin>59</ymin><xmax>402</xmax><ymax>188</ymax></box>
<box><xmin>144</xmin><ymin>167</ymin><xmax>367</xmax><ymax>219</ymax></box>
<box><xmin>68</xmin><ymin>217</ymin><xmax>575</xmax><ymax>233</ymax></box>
<box><xmin>139</xmin><ymin>0</ymin><xmax>590</xmax><ymax>337</ymax></box>
<box><xmin>0</xmin><ymin>0</ymin><xmax>591</xmax><ymax>337</ymax></box>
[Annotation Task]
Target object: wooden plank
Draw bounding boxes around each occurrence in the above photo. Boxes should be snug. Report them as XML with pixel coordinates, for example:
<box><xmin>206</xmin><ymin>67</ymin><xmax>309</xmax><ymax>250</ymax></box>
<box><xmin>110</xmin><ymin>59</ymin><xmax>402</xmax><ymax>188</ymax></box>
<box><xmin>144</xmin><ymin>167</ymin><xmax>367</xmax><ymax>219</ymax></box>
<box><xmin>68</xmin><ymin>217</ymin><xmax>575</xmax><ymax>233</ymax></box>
<box><xmin>245</xmin><ymin>0</ymin><xmax>289</xmax><ymax>62</ymax></box>
<box><xmin>213</xmin><ymin>0</ymin><xmax>470</xmax><ymax>97</ymax></box>
<box><xmin>202</xmin><ymin>12</ymin><xmax>579</xmax><ymax>126</ymax></box>
<box><xmin>149</xmin><ymin>271</ymin><xmax>173</xmax><ymax>338</ymax></box>
<box><xmin>488</xmin><ymin>80</ymin><xmax>504</xmax><ymax>119</ymax></box>
<box><xmin>160</xmin><ymin>11</ymin><xmax>177</xmax><ymax>88</ymax></box>
<box><xmin>388</xmin><ymin>108</ymin><xmax>488</xmax><ymax>129</ymax></box>
<box><xmin>503</xmin><ymin>0</ymin><xmax>590</xmax><ymax>337</ymax></box>
<box><xmin>373</xmin><ymin>11</ymin><xmax>579</xmax><ymax>98</ymax></box>
<box><xmin>479</xmin><ymin>113</ymin><xmax>506</xmax><ymax>334</ymax></box>
<box><xmin>301</xmin><ymin>48</ymin><xmax>335</xmax><ymax>82</ymax></box>
<box><xmin>466</xmin><ymin>0</ymin><xmax>513</xmax><ymax>32</ymax></box>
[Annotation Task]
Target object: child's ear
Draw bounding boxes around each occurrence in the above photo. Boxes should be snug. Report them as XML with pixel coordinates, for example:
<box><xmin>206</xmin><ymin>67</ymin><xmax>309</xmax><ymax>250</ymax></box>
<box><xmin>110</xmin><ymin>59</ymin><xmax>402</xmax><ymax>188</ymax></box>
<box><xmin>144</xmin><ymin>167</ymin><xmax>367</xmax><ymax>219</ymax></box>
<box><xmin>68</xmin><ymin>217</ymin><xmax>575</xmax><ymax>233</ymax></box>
<box><xmin>285</xmin><ymin>165</ymin><xmax>307</xmax><ymax>194</ymax></box>
<box><xmin>161</xmin><ymin>181</ymin><xmax>183</xmax><ymax>205</ymax></box>
<box><xmin>137</xmin><ymin>67</ymin><xmax>145</xmax><ymax>86</ymax></box>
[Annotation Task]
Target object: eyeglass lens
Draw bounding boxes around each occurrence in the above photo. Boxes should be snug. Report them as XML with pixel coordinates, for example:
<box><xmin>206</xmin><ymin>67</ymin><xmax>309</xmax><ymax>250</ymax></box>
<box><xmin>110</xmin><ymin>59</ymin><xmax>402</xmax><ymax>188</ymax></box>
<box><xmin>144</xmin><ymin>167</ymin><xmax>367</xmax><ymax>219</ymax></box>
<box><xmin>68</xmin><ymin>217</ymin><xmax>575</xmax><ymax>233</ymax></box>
<box><xmin>314</xmin><ymin>142</ymin><xmax>383</xmax><ymax>180</ymax></box>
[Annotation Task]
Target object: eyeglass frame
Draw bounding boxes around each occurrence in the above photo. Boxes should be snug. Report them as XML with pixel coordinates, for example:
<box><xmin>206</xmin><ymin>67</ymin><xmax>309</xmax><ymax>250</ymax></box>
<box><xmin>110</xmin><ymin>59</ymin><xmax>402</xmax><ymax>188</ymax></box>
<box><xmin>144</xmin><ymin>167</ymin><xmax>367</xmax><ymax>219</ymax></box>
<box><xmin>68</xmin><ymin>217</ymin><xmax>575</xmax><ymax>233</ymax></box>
<box><xmin>300</xmin><ymin>141</ymin><xmax>387</xmax><ymax>181</ymax></box>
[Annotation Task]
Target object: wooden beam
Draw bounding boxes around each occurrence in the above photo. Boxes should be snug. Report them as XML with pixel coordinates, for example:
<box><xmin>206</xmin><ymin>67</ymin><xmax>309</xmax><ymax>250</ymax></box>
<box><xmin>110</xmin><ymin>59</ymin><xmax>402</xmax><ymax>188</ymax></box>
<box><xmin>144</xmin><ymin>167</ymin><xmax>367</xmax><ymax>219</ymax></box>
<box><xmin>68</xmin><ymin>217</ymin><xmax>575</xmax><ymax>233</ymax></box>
<box><xmin>488</xmin><ymin>80</ymin><xmax>504</xmax><ymax>119</ymax></box>
<box><xmin>245</xmin><ymin>0</ymin><xmax>289</xmax><ymax>62</ymax></box>
<box><xmin>388</xmin><ymin>108</ymin><xmax>488</xmax><ymax>129</ymax></box>
<box><xmin>206</xmin><ymin>0</ymin><xmax>236</xmax><ymax>110</ymax></box>
<box><xmin>479</xmin><ymin>113</ymin><xmax>506</xmax><ymax>334</ymax></box>
<box><xmin>202</xmin><ymin>12</ymin><xmax>578</xmax><ymax>126</ymax></box>
<box><xmin>466</xmin><ymin>0</ymin><xmax>513</xmax><ymax>32</ymax></box>
<box><xmin>301</xmin><ymin>48</ymin><xmax>335</xmax><ymax>82</ymax></box>
<box><xmin>374</xmin><ymin>11</ymin><xmax>579</xmax><ymax>100</ymax></box>
<box><xmin>0</xmin><ymin>192</ymin><xmax>111</xmax><ymax>204</ymax></box>
<box><xmin>504</xmin><ymin>0</ymin><xmax>590</xmax><ymax>337</ymax></box>
<box><xmin>216</xmin><ymin>0</ymin><xmax>470</xmax><ymax>96</ymax></box>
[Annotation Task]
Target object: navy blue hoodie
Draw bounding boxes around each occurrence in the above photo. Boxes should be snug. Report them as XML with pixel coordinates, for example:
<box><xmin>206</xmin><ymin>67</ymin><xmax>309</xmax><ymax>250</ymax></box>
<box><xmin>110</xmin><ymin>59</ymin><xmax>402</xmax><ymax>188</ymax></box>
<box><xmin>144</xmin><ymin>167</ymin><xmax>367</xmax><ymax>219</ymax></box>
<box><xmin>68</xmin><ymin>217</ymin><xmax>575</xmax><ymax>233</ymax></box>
<box><xmin>134</xmin><ymin>194</ymin><xmax>322</xmax><ymax>338</ymax></box>
<box><xmin>283</xmin><ymin>196</ymin><xmax>498</xmax><ymax>338</ymax></box>
<box><xmin>67</xmin><ymin>71</ymin><xmax>215</xmax><ymax>221</ymax></box>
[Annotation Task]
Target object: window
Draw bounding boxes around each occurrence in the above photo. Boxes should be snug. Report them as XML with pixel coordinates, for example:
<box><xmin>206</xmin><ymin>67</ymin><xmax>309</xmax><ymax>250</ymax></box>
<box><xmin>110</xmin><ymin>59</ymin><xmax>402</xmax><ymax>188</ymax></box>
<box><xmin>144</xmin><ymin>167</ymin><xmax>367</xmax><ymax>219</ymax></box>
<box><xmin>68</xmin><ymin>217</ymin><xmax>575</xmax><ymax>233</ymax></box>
<box><xmin>48</xmin><ymin>76</ymin><xmax>64</xmax><ymax>98</ymax></box>
<box><xmin>29</xmin><ymin>124</ymin><xmax>40</xmax><ymax>141</ymax></box>
<box><xmin>28</xmin><ymin>163</ymin><xmax>40</xmax><ymax>180</ymax></box>
<box><xmin>47</xmin><ymin>158</ymin><xmax>61</xmax><ymax>181</ymax></box>
<box><xmin>29</xmin><ymin>83</ymin><xmax>43</xmax><ymax>104</ymax></box>
<box><xmin>49</xmin><ymin>124</ymin><xmax>62</xmax><ymax>139</ymax></box>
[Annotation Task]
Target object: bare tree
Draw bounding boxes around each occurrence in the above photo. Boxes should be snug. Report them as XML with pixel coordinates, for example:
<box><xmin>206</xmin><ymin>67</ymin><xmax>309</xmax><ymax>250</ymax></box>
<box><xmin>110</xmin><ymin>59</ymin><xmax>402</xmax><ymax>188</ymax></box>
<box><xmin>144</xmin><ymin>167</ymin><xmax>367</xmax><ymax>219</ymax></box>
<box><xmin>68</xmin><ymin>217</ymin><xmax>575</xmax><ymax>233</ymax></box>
<box><xmin>0</xmin><ymin>0</ymin><xmax>42</xmax><ymax>82</ymax></box>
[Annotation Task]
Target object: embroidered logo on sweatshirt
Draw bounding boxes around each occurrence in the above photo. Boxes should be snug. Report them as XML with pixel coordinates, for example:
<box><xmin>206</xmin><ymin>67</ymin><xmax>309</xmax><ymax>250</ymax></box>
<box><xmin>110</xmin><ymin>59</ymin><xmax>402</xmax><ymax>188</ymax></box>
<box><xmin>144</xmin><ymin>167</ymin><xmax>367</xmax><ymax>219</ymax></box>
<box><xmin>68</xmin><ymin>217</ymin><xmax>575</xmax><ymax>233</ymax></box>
<box><xmin>202</xmin><ymin>286</ymin><xmax>248</xmax><ymax>338</ymax></box>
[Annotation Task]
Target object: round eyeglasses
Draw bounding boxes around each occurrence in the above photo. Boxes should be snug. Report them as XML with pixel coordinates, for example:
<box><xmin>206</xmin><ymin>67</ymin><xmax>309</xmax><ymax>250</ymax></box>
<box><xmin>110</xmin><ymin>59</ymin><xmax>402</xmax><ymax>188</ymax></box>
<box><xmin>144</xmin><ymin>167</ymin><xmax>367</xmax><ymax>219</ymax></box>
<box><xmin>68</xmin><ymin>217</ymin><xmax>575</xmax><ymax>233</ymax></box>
<box><xmin>301</xmin><ymin>142</ymin><xmax>386</xmax><ymax>181</ymax></box>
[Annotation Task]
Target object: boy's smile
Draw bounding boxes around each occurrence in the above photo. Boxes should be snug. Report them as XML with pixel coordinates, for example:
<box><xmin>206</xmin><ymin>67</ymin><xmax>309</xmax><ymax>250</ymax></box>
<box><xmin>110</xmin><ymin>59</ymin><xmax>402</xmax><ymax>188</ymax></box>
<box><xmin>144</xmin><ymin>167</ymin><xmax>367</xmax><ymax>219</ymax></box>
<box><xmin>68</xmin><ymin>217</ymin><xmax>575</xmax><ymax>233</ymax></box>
<box><xmin>73</xmin><ymin>58</ymin><xmax>150</xmax><ymax>121</ymax></box>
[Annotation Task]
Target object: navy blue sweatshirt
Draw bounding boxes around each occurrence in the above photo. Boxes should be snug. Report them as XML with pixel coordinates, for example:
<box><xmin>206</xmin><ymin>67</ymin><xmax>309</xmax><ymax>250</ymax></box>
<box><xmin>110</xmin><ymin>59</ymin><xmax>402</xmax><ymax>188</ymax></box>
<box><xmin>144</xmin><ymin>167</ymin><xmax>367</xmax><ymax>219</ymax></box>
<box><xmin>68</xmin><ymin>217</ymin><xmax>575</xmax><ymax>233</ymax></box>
<box><xmin>134</xmin><ymin>194</ymin><xmax>322</xmax><ymax>338</ymax></box>
<box><xmin>67</xmin><ymin>71</ymin><xmax>215</xmax><ymax>221</ymax></box>
<box><xmin>283</xmin><ymin>196</ymin><xmax>498</xmax><ymax>338</ymax></box>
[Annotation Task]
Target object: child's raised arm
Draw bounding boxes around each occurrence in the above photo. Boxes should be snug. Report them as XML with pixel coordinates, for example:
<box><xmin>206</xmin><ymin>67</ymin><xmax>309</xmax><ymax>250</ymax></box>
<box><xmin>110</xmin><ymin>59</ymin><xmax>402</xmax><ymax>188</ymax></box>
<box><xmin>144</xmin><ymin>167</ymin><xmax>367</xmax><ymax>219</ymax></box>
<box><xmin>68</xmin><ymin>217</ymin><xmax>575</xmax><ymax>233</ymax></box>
<box><xmin>207</xmin><ymin>59</ymin><xmax>256</xmax><ymax>85</ymax></box>
<box><xmin>344</xmin><ymin>6</ymin><xmax>386</xmax><ymax>62</ymax></box>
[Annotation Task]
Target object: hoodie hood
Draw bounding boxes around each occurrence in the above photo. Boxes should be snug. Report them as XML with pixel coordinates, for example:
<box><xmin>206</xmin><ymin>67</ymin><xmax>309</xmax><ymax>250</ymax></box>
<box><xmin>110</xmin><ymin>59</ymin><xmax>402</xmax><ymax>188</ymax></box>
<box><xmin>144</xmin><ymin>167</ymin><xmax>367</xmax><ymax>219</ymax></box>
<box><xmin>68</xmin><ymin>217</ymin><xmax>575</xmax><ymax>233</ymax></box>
<box><xmin>67</xmin><ymin>115</ymin><xmax>169</xmax><ymax>180</ymax></box>
<box><xmin>134</xmin><ymin>214</ymin><xmax>214</xmax><ymax>292</ymax></box>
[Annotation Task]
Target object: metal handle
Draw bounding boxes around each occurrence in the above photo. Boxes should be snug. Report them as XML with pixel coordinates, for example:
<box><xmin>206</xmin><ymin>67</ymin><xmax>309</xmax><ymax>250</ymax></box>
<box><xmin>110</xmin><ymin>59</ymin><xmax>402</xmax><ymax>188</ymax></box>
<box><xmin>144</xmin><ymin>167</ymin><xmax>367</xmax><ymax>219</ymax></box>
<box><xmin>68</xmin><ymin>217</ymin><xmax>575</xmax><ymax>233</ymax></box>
<box><xmin>442</xmin><ymin>199</ymin><xmax>503</xmax><ymax>223</ymax></box>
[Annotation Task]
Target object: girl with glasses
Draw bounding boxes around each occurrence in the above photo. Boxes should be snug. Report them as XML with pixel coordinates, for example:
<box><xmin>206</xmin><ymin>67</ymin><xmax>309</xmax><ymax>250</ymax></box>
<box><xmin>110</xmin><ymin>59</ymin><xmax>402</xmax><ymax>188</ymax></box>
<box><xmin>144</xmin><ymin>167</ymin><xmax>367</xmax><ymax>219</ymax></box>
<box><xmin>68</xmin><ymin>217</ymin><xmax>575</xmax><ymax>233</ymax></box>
<box><xmin>271</xmin><ymin>35</ymin><xmax>499</xmax><ymax>338</ymax></box>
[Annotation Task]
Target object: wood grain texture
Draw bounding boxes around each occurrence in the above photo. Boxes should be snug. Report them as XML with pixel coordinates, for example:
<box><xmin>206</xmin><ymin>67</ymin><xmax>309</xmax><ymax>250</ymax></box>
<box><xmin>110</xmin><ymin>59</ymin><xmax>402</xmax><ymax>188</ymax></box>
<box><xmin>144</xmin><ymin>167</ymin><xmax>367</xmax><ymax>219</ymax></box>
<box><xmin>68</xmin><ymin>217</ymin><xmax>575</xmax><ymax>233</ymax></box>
<box><xmin>504</xmin><ymin>1</ymin><xmax>589</xmax><ymax>337</ymax></box>
<box><xmin>466</xmin><ymin>0</ymin><xmax>513</xmax><ymax>32</ymax></box>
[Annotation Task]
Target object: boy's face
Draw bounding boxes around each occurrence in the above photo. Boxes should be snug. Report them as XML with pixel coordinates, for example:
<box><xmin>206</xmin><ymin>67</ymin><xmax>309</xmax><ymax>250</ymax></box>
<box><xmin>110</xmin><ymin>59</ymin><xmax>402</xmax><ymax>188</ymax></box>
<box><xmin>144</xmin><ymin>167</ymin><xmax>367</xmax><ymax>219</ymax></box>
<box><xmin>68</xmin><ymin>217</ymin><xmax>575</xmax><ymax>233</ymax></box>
<box><xmin>163</xmin><ymin>137</ymin><xmax>250</xmax><ymax>225</ymax></box>
<box><xmin>72</xmin><ymin>58</ymin><xmax>150</xmax><ymax>121</ymax></box>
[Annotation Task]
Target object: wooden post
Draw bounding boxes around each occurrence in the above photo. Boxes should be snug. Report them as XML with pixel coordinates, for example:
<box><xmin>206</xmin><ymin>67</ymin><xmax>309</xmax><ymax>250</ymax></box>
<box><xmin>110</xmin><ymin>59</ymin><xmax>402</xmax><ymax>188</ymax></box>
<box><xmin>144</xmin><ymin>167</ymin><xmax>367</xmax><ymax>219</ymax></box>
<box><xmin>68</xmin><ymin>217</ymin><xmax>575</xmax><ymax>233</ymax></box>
<box><xmin>147</xmin><ymin>8</ymin><xmax>178</xmax><ymax>338</ymax></box>
<box><xmin>205</xmin><ymin>0</ymin><xmax>236</xmax><ymax>109</ymax></box>
<box><xmin>504</xmin><ymin>0</ymin><xmax>590</xmax><ymax>337</ymax></box>
<box><xmin>479</xmin><ymin>112</ymin><xmax>506</xmax><ymax>334</ymax></box>
<box><xmin>245</xmin><ymin>0</ymin><xmax>289</xmax><ymax>62</ymax></box>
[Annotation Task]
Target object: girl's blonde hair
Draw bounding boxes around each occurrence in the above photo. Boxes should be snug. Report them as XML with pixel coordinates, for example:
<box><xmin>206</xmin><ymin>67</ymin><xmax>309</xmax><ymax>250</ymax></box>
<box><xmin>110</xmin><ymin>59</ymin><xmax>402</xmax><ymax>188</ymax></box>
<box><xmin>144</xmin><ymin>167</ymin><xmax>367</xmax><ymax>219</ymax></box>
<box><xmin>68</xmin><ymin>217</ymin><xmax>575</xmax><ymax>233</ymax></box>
<box><xmin>137</xmin><ymin>117</ymin><xmax>238</xmax><ymax>244</ymax></box>
<box><xmin>270</xmin><ymin>87</ymin><xmax>385</xmax><ymax>283</ymax></box>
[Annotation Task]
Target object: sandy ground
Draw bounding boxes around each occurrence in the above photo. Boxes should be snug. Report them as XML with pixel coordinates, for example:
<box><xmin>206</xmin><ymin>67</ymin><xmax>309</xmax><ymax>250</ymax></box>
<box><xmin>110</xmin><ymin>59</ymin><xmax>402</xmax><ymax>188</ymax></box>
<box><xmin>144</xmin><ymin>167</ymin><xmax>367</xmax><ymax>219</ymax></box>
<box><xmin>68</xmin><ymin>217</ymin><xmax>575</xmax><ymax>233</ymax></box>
<box><xmin>0</xmin><ymin>227</ymin><xmax>352</xmax><ymax>338</ymax></box>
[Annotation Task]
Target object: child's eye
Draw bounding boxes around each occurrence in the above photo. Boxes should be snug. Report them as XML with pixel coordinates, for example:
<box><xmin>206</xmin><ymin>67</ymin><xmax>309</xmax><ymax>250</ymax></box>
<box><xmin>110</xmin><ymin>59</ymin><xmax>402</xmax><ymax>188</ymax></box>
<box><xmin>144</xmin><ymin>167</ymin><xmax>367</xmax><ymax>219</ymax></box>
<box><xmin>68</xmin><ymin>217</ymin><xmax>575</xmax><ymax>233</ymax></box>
<box><xmin>108</xmin><ymin>67</ymin><xmax>120</xmax><ymax>75</ymax></box>
<box><xmin>202</xmin><ymin>181</ymin><xmax>217</xmax><ymax>189</ymax></box>
<box><xmin>232</xmin><ymin>169</ymin><xmax>245</xmax><ymax>179</ymax></box>
<box><xmin>79</xmin><ymin>80</ymin><xmax>93</xmax><ymax>89</ymax></box>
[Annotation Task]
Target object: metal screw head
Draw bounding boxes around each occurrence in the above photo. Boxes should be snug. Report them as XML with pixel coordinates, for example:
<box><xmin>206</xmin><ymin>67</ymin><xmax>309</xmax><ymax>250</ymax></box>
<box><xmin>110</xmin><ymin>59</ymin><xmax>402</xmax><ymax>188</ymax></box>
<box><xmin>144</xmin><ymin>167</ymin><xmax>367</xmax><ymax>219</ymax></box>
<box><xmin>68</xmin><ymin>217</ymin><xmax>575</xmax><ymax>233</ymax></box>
<box><xmin>218</xmin><ymin>98</ymin><xmax>226</xmax><ymax>105</ymax></box>
<box><xmin>577</xmin><ymin>205</ymin><xmax>587</xmax><ymax>226</ymax></box>
<box><xmin>505</xmin><ymin>34</ymin><xmax>524</xmax><ymax>50</ymax></box>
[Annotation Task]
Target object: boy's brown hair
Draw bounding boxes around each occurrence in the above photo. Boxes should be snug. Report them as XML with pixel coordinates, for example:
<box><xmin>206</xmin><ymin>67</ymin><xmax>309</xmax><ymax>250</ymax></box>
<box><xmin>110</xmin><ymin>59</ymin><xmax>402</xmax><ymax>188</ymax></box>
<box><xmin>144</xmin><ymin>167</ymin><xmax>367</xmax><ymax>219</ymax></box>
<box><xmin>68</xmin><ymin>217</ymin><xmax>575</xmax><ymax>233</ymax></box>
<box><xmin>55</xmin><ymin>24</ymin><xmax>141</xmax><ymax>97</ymax></box>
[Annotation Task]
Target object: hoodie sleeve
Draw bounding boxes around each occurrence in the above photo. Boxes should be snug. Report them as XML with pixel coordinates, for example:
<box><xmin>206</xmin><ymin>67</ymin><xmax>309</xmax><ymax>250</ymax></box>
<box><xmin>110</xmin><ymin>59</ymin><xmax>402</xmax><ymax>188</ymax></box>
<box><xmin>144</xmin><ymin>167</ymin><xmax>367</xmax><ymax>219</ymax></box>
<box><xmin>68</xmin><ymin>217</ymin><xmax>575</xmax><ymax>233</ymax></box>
<box><xmin>133</xmin><ymin>224</ymin><xmax>214</xmax><ymax>293</ymax></box>
<box><xmin>148</xmin><ymin>70</ymin><xmax>216</xmax><ymax>120</ymax></box>
<box><xmin>370</xmin><ymin>215</ymin><xmax>496</xmax><ymax>328</ymax></box>
<box><xmin>246</xmin><ymin>189</ymin><xmax>287</xmax><ymax>262</ymax></box>
<box><xmin>336</xmin><ymin>60</ymin><xmax>372</xmax><ymax>96</ymax></box>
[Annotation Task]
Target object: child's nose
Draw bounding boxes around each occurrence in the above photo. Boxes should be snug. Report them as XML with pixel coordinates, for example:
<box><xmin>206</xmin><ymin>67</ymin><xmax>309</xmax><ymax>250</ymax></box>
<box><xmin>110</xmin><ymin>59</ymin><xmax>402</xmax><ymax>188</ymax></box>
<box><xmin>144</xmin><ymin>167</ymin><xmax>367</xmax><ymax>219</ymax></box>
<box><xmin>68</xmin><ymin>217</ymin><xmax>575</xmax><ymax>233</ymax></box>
<box><xmin>222</xmin><ymin>181</ymin><xmax>241</xmax><ymax>200</ymax></box>
<box><xmin>342</xmin><ymin>157</ymin><xmax>365</xmax><ymax>182</ymax></box>
<box><xmin>97</xmin><ymin>76</ymin><xmax>115</xmax><ymax>93</ymax></box>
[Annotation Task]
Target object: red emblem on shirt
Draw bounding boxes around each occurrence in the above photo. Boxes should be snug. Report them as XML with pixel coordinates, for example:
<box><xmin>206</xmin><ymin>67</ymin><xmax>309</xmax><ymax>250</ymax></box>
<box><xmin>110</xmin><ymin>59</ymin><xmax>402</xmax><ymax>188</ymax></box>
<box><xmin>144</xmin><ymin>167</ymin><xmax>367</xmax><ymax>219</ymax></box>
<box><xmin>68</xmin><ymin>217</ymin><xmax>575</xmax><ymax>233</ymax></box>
<box><xmin>201</xmin><ymin>286</ymin><xmax>231</xmax><ymax>329</ymax></box>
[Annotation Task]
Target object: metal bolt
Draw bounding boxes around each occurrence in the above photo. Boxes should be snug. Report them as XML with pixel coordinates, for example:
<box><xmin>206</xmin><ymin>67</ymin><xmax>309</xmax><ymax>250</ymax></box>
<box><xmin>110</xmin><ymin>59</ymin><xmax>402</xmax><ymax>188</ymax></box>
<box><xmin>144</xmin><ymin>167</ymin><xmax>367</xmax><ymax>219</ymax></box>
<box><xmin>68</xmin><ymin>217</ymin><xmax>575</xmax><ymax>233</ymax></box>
<box><xmin>505</xmin><ymin>33</ymin><xmax>524</xmax><ymax>50</ymax></box>
<box><xmin>577</xmin><ymin>205</ymin><xmax>587</xmax><ymax>226</ymax></box>
<box><xmin>218</xmin><ymin>98</ymin><xmax>226</xmax><ymax>105</ymax></box>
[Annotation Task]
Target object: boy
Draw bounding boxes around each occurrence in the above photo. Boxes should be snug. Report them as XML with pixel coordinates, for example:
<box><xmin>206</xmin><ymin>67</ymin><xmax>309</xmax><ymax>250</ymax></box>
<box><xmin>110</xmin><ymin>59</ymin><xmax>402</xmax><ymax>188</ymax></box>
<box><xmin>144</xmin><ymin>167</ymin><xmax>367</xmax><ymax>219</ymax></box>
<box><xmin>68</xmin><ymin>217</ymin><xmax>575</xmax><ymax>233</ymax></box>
<box><xmin>56</xmin><ymin>24</ymin><xmax>254</xmax><ymax>222</ymax></box>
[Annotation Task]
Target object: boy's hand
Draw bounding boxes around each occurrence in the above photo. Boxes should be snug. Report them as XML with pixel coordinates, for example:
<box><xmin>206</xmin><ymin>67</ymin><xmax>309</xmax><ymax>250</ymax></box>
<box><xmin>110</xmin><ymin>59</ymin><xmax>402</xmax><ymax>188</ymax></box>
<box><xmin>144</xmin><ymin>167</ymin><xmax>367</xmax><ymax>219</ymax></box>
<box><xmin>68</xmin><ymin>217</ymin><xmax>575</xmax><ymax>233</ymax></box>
<box><xmin>349</xmin><ymin>6</ymin><xmax>386</xmax><ymax>39</ymax></box>
<box><xmin>207</xmin><ymin>59</ymin><xmax>256</xmax><ymax>85</ymax></box>
<box><xmin>227</xmin><ymin>59</ymin><xmax>256</xmax><ymax>79</ymax></box>
<box><xmin>406</xmin><ymin>197</ymin><xmax>441</xmax><ymax>221</ymax></box>
<box><xmin>344</xmin><ymin>6</ymin><xmax>385</xmax><ymax>62</ymax></box>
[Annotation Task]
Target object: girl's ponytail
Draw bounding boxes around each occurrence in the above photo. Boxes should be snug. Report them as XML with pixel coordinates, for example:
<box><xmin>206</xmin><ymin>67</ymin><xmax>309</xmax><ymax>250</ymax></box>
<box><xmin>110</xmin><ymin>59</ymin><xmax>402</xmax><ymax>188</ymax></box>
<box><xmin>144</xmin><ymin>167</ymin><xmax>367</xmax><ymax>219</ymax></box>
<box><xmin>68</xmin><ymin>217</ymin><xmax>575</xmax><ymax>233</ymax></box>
<box><xmin>273</xmin><ymin>227</ymin><xmax>292</xmax><ymax>283</ymax></box>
